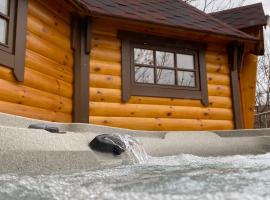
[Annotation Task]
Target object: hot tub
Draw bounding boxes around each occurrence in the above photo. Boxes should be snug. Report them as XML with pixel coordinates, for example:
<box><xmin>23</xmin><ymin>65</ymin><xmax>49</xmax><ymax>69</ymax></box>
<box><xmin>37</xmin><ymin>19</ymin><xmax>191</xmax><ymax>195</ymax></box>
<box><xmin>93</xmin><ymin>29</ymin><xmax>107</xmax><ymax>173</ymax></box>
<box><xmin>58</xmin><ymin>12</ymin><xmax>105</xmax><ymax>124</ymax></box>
<box><xmin>1</xmin><ymin>112</ymin><xmax>270</xmax><ymax>174</ymax></box>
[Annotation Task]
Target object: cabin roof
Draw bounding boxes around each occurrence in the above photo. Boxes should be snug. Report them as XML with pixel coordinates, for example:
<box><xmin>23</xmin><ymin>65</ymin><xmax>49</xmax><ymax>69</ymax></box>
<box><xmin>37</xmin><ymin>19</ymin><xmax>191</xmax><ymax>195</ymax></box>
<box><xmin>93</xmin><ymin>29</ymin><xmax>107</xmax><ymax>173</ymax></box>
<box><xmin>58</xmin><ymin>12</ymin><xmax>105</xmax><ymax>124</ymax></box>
<box><xmin>210</xmin><ymin>3</ymin><xmax>267</xmax><ymax>30</ymax></box>
<box><xmin>71</xmin><ymin>0</ymin><xmax>258</xmax><ymax>41</ymax></box>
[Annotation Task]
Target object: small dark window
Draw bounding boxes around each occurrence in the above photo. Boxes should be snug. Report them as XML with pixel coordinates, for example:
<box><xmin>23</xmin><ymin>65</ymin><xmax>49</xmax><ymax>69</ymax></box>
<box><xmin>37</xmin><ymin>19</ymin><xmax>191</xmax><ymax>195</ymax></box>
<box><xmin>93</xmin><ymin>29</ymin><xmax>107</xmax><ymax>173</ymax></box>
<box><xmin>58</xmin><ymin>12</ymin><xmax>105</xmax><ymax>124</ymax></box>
<box><xmin>119</xmin><ymin>31</ymin><xmax>209</xmax><ymax>105</ymax></box>
<box><xmin>133</xmin><ymin>48</ymin><xmax>198</xmax><ymax>87</ymax></box>
<box><xmin>0</xmin><ymin>0</ymin><xmax>28</xmax><ymax>81</ymax></box>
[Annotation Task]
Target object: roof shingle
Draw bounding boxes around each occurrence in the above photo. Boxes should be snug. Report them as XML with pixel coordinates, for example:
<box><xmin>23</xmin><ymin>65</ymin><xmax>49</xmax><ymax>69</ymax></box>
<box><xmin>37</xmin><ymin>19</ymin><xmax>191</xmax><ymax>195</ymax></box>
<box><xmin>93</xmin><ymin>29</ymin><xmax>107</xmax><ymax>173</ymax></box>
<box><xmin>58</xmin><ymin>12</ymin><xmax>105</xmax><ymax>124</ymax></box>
<box><xmin>210</xmin><ymin>3</ymin><xmax>267</xmax><ymax>30</ymax></box>
<box><xmin>73</xmin><ymin>0</ymin><xmax>258</xmax><ymax>41</ymax></box>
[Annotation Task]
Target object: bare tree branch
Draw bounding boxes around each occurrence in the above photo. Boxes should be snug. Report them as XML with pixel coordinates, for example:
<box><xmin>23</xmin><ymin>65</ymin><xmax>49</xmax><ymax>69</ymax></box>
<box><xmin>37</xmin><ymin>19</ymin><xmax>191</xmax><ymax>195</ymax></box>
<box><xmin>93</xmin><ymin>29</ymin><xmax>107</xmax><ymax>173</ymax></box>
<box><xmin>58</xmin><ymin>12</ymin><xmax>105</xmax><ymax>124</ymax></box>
<box><xmin>185</xmin><ymin>0</ymin><xmax>247</xmax><ymax>12</ymax></box>
<box><xmin>185</xmin><ymin>0</ymin><xmax>270</xmax><ymax>127</ymax></box>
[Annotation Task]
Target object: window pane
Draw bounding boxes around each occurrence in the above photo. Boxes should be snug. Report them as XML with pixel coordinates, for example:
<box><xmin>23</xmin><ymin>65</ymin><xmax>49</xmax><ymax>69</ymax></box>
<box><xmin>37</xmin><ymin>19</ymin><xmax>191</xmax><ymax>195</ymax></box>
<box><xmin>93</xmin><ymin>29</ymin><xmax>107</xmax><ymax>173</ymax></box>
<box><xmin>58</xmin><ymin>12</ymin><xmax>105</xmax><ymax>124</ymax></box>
<box><xmin>134</xmin><ymin>48</ymin><xmax>154</xmax><ymax>65</ymax></box>
<box><xmin>156</xmin><ymin>51</ymin><xmax>174</xmax><ymax>67</ymax></box>
<box><xmin>0</xmin><ymin>0</ymin><xmax>9</xmax><ymax>15</ymax></box>
<box><xmin>135</xmin><ymin>66</ymin><xmax>154</xmax><ymax>83</ymax></box>
<box><xmin>177</xmin><ymin>54</ymin><xmax>194</xmax><ymax>69</ymax></box>
<box><xmin>177</xmin><ymin>71</ymin><xmax>195</xmax><ymax>87</ymax></box>
<box><xmin>0</xmin><ymin>18</ymin><xmax>7</xmax><ymax>44</ymax></box>
<box><xmin>157</xmin><ymin>69</ymin><xmax>175</xmax><ymax>85</ymax></box>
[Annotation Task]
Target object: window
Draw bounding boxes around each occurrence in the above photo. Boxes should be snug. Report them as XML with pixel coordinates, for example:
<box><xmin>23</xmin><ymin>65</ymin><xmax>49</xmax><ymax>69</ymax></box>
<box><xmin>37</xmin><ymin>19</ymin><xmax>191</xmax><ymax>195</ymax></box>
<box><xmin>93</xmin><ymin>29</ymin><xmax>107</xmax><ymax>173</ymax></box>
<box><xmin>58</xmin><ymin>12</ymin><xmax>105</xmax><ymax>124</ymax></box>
<box><xmin>0</xmin><ymin>0</ymin><xmax>15</xmax><ymax>50</ymax></box>
<box><xmin>0</xmin><ymin>0</ymin><xmax>28</xmax><ymax>81</ymax></box>
<box><xmin>134</xmin><ymin>48</ymin><xmax>197</xmax><ymax>87</ymax></box>
<box><xmin>119</xmin><ymin>31</ymin><xmax>209</xmax><ymax>105</ymax></box>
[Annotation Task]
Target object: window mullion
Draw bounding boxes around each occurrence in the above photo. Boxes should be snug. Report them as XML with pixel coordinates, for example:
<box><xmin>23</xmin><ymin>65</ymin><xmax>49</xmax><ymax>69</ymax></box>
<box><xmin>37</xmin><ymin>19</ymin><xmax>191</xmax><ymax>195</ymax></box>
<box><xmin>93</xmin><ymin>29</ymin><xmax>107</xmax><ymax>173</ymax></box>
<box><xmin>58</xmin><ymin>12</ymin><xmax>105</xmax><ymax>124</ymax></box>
<box><xmin>176</xmin><ymin>68</ymin><xmax>196</xmax><ymax>72</ymax></box>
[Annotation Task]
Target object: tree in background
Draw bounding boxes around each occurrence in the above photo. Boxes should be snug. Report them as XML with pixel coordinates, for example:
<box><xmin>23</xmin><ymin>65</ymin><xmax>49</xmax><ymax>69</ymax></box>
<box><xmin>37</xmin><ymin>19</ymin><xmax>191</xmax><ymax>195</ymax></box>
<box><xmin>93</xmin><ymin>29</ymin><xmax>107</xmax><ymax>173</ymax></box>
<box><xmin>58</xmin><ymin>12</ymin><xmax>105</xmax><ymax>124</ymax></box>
<box><xmin>184</xmin><ymin>0</ymin><xmax>246</xmax><ymax>12</ymax></box>
<box><xmin>255</xmin><ymin>30</ymin><xmax>270</xmax><ymax>113</ymax></box>
<box><xmin>186</xmin><ymin>0</ymin><xmax>270</xmax><ymax>126</ymax></box>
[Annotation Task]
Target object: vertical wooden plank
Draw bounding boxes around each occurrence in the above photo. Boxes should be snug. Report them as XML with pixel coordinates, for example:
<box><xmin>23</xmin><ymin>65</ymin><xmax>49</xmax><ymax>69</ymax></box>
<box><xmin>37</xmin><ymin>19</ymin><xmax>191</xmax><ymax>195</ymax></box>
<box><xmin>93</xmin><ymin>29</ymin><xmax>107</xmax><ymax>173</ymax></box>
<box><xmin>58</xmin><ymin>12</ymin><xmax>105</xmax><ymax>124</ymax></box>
<box><xmin>72</xmin><ymin>15</ymin><xmax>91</xmax><ymax>123</ymax></box>
<box><xmin>240</xmin><ymin>54</ymin><xmax>257</xmax><ymax>128</ymax></box>
<box><xmin>119</xmin><ymin>37</ymin><xmax>131</xmax><ymax>102</ymax></box>
<box><xmin>199</xmin><ymin>46</ymin><xmax>209</xmax><ymax>106</ymax></box>
<box><xmin>228</xmin><ymin>42</ymin><xmax>243</xmax><ymax>129</ymax></box>
<box><xmin>13</xmin><ymin>0</ymin><xmax>28</xmax><ymax>82</ymax></box>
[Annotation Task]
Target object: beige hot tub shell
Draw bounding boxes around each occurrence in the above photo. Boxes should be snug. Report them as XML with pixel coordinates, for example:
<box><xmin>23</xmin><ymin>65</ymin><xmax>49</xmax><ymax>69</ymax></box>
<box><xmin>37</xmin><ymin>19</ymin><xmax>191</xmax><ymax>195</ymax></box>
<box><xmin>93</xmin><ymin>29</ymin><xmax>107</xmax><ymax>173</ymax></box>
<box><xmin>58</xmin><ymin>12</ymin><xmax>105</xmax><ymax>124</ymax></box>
<box><xmin>0</xmin><ymin>113</ymin><xmax>270</xmax><ymax>174</ymax></box>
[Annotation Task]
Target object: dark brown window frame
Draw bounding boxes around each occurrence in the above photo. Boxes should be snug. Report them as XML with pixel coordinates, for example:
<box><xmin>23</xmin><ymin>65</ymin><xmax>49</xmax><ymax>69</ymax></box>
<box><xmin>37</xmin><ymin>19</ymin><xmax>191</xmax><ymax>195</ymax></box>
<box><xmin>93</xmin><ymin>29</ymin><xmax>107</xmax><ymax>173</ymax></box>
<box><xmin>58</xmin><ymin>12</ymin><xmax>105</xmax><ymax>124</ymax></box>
<box><xmin>118</xmin><ymin>31</ymin><xmax>209</xmax><ymax>105</ymax></box>
<box><xmin>0</xmin><ymin>0</ymin><xmax>28</xmax><ymax>82</ymax></box>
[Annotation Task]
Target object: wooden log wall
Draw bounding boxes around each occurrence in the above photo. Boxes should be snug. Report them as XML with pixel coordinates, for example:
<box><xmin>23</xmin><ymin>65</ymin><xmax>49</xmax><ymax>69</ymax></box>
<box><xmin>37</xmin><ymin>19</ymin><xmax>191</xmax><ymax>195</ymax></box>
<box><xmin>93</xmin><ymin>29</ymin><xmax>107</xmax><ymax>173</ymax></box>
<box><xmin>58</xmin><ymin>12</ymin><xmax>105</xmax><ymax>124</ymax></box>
<box><xmin>89</xmin><ymin>19</ymin><xmax>235</xmax><ymax>131</ymax></box>
<box><xmin>0</xmin><ymin>0</ymin><xmax>73</xmax><ymax>122</ymax></box>
<box><xmin>240</xmin><ymin>53</ymin><xmax>258</xmax><ymax>128</ymax></box>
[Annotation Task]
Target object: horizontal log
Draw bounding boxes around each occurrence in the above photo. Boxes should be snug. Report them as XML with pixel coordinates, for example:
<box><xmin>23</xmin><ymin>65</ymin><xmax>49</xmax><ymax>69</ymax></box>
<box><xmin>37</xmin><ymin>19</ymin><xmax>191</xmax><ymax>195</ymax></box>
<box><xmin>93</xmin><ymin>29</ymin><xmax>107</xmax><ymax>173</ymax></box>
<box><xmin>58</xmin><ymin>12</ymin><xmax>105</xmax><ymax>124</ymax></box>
<box><xmin>92</xmin><ymin>23</ymin><xmax>118</xmax><ymax>37</ymax></box>
<box><xmin>91</xmin><ymin>34</ymin><xmax>121</xmax><ymax>50</ymax></box>
<box><xmin>91</xmin><ymin>47</ymin><xmax>121</xmax><ymax>63</ymax></box>
<box><xmin>128</xmin><ymin>95</ymin><xmax>233</xmax><ymax>109</ymax></box>
<box><xmin>28</xmin><ymin>0</ymin><xmax>70</xmax><ymax>37</ymax></box>
<box><xmin>206</xmin><ymin>52</ymin><xmax>228</xmax><ymax>64</ymax></box>
<box><xmin>89</xmin><ymin>74</ymin><xmax>230</xmax><ymax>96</ymax></box>
<box><xmin>90</xmin><ymin>116</ymin><xmax>234</xmax><ymax>131</ymax></box>
<box><xmin>37</xmin><ymin>0</ymin><xmax>72</xmax><ymax>25</ymax></box>
<box><xmin>207</xmin><ymin>44</ymin><xmax>227</xmax><ymax>52</ymax></box>
<box><xmin>0</xmin><ymin>79</ymin><xmax>72</xmax><ymax>113</ymax></box>
<box><xmin>207</xmin><ymin>73</ymin><xmax>230</xmax><ymax>85</ymax></box>
<box><xmin>90</xmin><ymin>74</ymin><xmax>121</xmax><ymax>89</ymax></box>
<box><xmin>26</xmin><ymin>50</ymin><xmax>73</xmax><ymax>83</ymax></box>
<box><xmin>208</xmin><ymin>85</ymin><xmax>231</xmax><ymax>97</ymax></box>
<box><xmin>89</xmin><ymin>87</ymin><xmax>232</xmax><ymax>108</ymax></box>
<box><xmin>207</xmin><ymin>63</ymin><xmax>230</xmax><ymax>74</ymax></box>
<box><xmin>90</xmin><ymin>60</ymin><xmax>121</xmax><ymax>76</ymax></box>
<box><xmin>90</xmin><ymin>87</ymin><xmax>121</xmax><ymax>102</ymax></box>
<box><xmin>90</xmin><ymin>102</ymin><xmax>233</xmax><ymax>120</ymax></box>
<box><xmin>0</xmin><ymin>67</ymin><xmax>73</xmax><ymax>98</ymax></box>
<box><xmin>0</xmin><ymin>100</ymin><xmax>71</xmax><ymax>122</ymax></box>
<box><xmin>26</xmin><ymin>32</ymin><xmax>73</xmax><ymax>67</ymax></box>
<box><xmin>0</xmin><ymin>67</ymin><xmax>17</xmax><ymax>82</ymax></box>
<box><xmin>208</xmin><ymin>96</ymin><xmax>232</xmax><ymax>108</ymax></box>
<box><xmin>27</xmin><ymin>13</ymin><xmax>71</xmax><ymax>51</ymax></box>
<box><xmin>23</xmin><ymin>68</ymin><xmax>73</xmax><ymax>99</ymax></box>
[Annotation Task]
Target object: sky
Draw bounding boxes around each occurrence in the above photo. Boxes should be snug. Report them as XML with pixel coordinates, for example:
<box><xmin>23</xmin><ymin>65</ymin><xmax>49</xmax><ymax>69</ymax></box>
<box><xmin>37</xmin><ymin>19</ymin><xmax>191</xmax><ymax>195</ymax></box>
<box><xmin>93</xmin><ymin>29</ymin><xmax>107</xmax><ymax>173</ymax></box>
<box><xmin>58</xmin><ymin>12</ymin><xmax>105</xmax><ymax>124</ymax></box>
<box><xmin>192</xmin><ymin>0</ymin><xmax>269</xmax><ymax>47</ymax></box>
<box><xmin>245</xmin><ymin>0</ymin><xmax>269</xmax><ymax>48</ymax></box>
<box><xmin>245</xmin><ymin>0</ymin><xmax>269</xmax><ymax>14</ymax></box>
<box><xmin>192</xmin><ymin>0</ymin><xmax>269</xmax><ymax>14</ymax></box>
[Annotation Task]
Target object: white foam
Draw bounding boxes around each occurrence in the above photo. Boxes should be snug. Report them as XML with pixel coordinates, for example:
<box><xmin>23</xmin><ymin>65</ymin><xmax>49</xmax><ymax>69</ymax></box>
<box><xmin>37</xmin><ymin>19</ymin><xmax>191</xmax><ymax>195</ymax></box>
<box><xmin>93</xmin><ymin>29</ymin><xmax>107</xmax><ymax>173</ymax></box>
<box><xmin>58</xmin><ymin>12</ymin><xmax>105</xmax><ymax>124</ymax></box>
<box><xmin>118</xmin><ymin>134</ymin><xmax>149</xmax><ymax>164</ymax></box>
<box><xmin>1</xmin><ymin>153</ymin><xmax>270</xmax><ymax>200</ymax></box>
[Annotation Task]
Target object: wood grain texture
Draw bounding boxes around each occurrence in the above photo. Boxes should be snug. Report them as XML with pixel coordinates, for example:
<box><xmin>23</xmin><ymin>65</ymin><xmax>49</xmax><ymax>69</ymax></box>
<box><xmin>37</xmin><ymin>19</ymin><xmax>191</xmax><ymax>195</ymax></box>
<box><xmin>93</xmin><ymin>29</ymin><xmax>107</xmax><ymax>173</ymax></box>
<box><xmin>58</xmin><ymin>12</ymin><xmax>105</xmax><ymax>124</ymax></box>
<box><xmin>0</xmin><ymin>0</ymin><xmax>73</xmax><ymax>122</ymax></box>
<box><xmin>27</xmin><ymin>13</ymin><xmax>71</xmax><ymax>51</ymax></box>
<box><xmin>90</xmin><ymin>102</ymin><xmax>233</xmax><ymax>120</ymax></box>
<box><xmin>90</xmin><ymin>87</ymin><xmax>232</xmax><ymax>108</ymax></box>
<box><xmin>26</xmin><ymin>32</ymin><xmax>73</xmax><ymax>67</ymax></box>
<box><xmin>0</xmin><ymin>78</ymin><xmax>72</xmax><ymax>113</ymax></box>
<box><xmin>89</xmin><ymin>19</ymin><xmax>235</xmax><ymax>131</ymax></box>
<box><xmin>240</xmin><ymin>53</ymin><xmax>257</xmax><ymax>128</ymax></box>
<box><xmin>28</xmin><ymin>0</ymin><xmax>70</xmax><ymax>37</ymax></box>
<box><xmin>0</xmin><ymin>100</ymin><xmax>71</xmax><ymax>122</ymax></box>
<box><xmin>90</xmin><ymin>116</ymin><xmax>234</xmax><ymax>131</ymax></box>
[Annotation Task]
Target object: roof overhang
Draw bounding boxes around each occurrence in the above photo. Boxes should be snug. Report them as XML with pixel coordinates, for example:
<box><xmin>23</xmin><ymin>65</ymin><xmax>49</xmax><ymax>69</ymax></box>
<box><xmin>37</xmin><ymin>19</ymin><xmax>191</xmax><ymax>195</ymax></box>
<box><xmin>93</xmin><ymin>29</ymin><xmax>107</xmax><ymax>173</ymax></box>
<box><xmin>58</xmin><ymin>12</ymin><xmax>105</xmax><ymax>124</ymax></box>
<box><xmin>210</xmin><ymin>3</ymin><xmax>267</xmax><ymax>55</ymax></box>
<box><xmin>67</xmin><ymin>0</ymin><xmax>258</xmax><ymax>43</ymax></box>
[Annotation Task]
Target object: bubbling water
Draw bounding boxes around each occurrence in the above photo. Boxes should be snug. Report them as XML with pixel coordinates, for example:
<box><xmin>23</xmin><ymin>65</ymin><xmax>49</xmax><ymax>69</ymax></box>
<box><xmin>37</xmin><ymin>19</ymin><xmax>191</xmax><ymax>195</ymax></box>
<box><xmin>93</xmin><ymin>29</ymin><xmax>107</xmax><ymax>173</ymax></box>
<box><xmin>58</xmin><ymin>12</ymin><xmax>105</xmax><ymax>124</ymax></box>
<box><xmin>1</xmin><ymin>153</ymin><xmax>270</xmax><ymax>200</ymax></box>
<box><xmin>118</xmin><ymin>134</ymin><xmax>149</xmax><ymax>164</ymax></box>
<box><xmin>1</xmin><ymin>136</ymin><xmax>270</xmax><ymax>200</ymax></box>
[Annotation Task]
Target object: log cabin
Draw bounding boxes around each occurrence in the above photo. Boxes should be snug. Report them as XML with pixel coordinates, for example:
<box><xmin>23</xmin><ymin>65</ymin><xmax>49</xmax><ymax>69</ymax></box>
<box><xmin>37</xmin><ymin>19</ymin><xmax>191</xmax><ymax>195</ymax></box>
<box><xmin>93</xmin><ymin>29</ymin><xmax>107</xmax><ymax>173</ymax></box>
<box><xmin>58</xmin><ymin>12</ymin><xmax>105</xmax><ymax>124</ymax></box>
<box><xmin>0</xmin><ymin>0</ymin><xmax>267</xmax><ymax>131</ymax></box>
